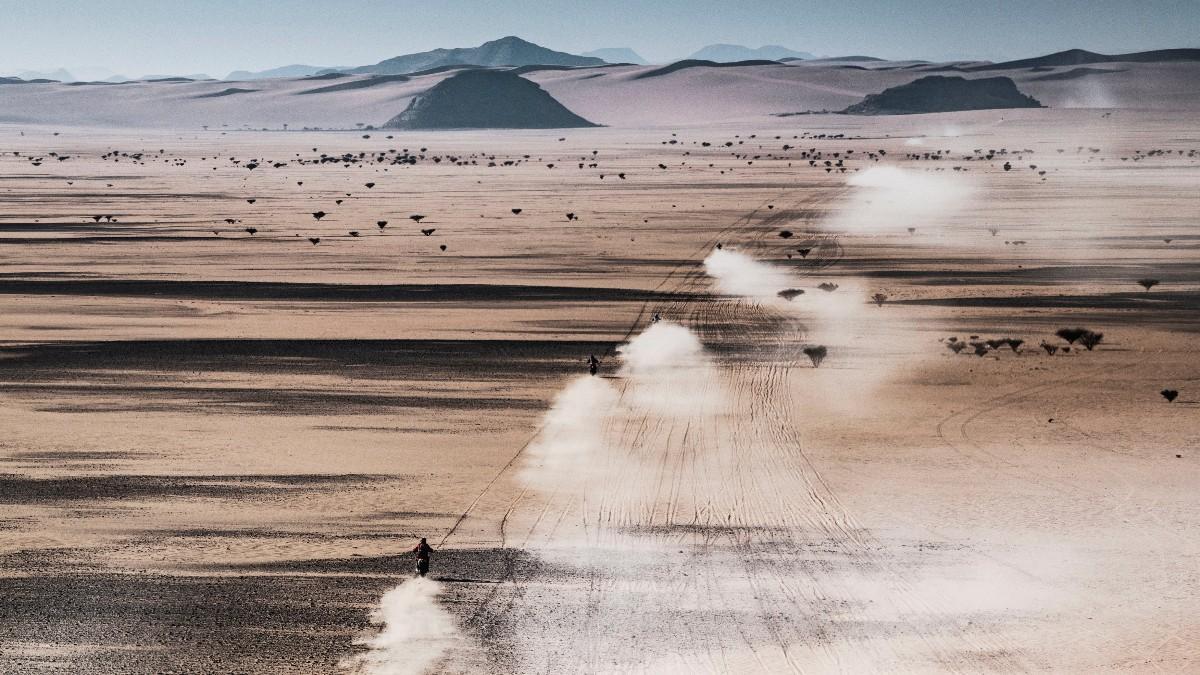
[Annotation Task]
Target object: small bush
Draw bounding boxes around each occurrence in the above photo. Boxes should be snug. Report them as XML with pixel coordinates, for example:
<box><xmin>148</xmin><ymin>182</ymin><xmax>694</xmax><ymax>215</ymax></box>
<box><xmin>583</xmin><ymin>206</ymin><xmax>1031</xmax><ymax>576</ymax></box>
<box><xmin>1040</xmin><ymin>342</ymin><xmax>1058</xmax><ymax>355</ymax></box>
<box><xmin>802</xmin><ymin>345</ymin><xmax>827</xmax><ymax>368</ymax></box>
<box><xmin>1056</xmin><ymin>327</ymin><xmax>1088</xmax><ymax>345</ymax></box>
<box><xmin>1136</xmin><ymin>278</ymin><xmax>1160</xmax><ymax>292</ymax></box>
<box><xmin>871</xmin><ymin>292</ymin><xmax>888</xmax><ymax>307</ymax></box>
<box><xmin>1005</xmin><ymin>338</ymin><xmax>1024</xmax><ymax>352</ymax></box>
<box><xmin>1079</xmin><ymin>331</ymin><xmax>1104</xmax><ymax>351</ymax></box>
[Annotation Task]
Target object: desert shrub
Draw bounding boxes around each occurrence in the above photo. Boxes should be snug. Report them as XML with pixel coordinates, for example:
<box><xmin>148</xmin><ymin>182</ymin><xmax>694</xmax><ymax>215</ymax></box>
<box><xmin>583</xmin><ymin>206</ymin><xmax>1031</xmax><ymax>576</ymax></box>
<box><xmin>871</xmin><ymin>292</ymin><xmax>888</xmax><ymax>307</ymax></box>
<box><xmin>1079</xmin><ymin>331</ymin><xmax>1104</xmax><ymax>351</ymax></box>
<box><xmin>1056</xmin><ymin>327</ymin><xmax>1088</xmax><ymax>345</ymax></box>
<box><xmin>1161</xmin><ymin>389</ymin><xmax>1179</xmax><ymax>402</ymax></box>
<box><xmin>1005</xmin><ymin>338</ymin><xmax>1024</xmax><ymax>352</ymax></box>
<box><xmin>973</xmin><ymin>343</ymin><xmax>989</xmax><ymax>357</ymax></box>
<box><xmin>1137</xmin><ymin>278</ymin><xmax>1160</xmax><ymax>292</ymax></box>
<box><xmin>802</xmin><ymin>345</ymin><xmax>828</xmax><ymax>368</ymax></box>
<box><xmin>1040</xmin><ymin>342</ymin><xmax>1058</xmax><ymax>355</ymax></box>
<box><xmin>817</xmin><ymin>283</ymin><xmax>838</xmax><ymax>292</ymax></box>
<box><xmin>947</xmin><ymin>341</ymin><xmax>967</xmax><ymax>354</ymax></box>
<box><xmin>985</xmin><ymin>339</ymin><xmax>1006</xmax><ymax>350</ymax></box>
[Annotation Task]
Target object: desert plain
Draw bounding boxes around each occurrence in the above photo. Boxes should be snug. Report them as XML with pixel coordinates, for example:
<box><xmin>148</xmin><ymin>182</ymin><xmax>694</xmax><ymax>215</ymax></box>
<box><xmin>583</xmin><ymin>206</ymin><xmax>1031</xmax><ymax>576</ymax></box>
<box><xmin>0</xmin><ymin>101</ymin><xmax>1198</xmax><ymax>673</ymax></box>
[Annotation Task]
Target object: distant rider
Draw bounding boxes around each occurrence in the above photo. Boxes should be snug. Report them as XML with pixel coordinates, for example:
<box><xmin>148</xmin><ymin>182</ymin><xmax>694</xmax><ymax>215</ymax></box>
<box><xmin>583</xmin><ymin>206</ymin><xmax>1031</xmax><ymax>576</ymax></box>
<box><xmin>413</xmin><ymin>537</ymin><xmax>434</xmax><ymax>577</ymax></box>
<box><xmin>588</xmin><ymin>354</ymin><xmax>600</xmax><ymax>376</ymax></box>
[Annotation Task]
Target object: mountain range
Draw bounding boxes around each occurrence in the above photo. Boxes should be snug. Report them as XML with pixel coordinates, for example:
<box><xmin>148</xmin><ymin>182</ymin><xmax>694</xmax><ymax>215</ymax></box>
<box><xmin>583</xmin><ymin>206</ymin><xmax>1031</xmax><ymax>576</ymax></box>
<box><xmin>7</xmin><ymin>39</ymin><xmax>827</xmax><ymax>83</ymax></box>
<box><xmin>966</xmin><ymin>47</ymin><xmax>1200</xmax><ymax>71</ymax></box>
<box><xmin>580</xmin><ymin>48</ymin><xmax>648</xmax><ymax>65</ymax></box>
<box><xmin>227</xmin><ymin>65</ymin><xmax>346</xmax><ymax>80</ymax></box>
<box><xmin>686</xmin><ymin>44</ymin><xmax>815</xmax><ymax>62</ymax></box>
<box><xmin>331</xmin><ymin>36</ymin><xmax>604</xmax><ymax>76</ymax></box>
<box><xmin>14</xmin><ymin>39</ymin><xmax>1199</xmax><ymax>87</ymax></box>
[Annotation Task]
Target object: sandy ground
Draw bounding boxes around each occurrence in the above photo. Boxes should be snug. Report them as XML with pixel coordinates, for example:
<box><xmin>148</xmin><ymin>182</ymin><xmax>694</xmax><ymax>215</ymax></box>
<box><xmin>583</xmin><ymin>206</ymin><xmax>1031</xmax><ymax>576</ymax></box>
<box><xmin>0</xmin><ymin>109</ymin><xmax>1198</xmax><ymax>673</ymax></box>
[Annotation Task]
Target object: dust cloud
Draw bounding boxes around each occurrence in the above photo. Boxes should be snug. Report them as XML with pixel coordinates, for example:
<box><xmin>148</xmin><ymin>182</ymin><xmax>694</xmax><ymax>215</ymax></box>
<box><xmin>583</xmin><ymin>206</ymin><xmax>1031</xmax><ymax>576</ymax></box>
<box><xmin>342</xmin><ymin>578</ymin><xmax>462</xmax><ymax>675</ymax></box>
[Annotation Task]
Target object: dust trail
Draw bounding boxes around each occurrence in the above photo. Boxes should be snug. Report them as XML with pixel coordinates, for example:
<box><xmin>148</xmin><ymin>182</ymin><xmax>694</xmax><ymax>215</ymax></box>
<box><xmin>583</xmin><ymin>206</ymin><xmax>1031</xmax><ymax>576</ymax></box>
<box><xmin>518</xmin><ymin>374</ymin><xmax>620</xmax><ymax>493</ymax></box>
<box><xmin>520</xmin><ymin>320</ymin><xmax>724</xmax><ymax>497</ymax></box>
<box><xmin>1058</xmin><ymin>77</ymin><xmax>1116</xmax><ymax>109</ymax></box>
<box><xmin>618</xmin><ymin>320</ymin><xmax>723</xmax><ymax>415</ymax></box>
<box><xmin>831</xmin><ymin>165</ymin><xmax>975</xmax><ymax>236</ymax></box>
<box><xmin>905</xmin><ymin>125</ymin><xmax>965</xmax><ymax>146</ymax></box>
<box><xmin>341</xmin><ymin>578</ymin><xmax>462</xmax><ymax>675</ymax></box>
<box><xmin>702</xmin><ymin>247</ymin><xmax>790</xmax><ymax>299</ymax></box>
<box><xmin>352</xmin><ymin>321</ymin><xmax>722</xmax><ymax>674</ymax></box>
<box><xmin>702</xmin><ymin>246</ymin><xmax>924</xmax><ymax>412</ymax></box>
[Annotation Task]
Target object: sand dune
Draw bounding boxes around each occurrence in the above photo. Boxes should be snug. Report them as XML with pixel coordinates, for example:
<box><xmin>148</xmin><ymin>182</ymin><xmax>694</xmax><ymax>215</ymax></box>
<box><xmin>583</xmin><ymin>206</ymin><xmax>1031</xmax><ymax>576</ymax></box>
<box><xmin>0</xmin><ymin>58</ymin><xmax>1197</xmax><ymax>129</ymax></box>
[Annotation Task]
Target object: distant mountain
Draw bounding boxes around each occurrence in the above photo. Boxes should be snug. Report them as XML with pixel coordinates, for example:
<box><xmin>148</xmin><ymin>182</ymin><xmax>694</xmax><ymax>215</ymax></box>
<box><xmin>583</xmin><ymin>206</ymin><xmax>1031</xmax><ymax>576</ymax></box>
<box><xmin>340</xmin><ymin>36</ymin><xmax>605</xmax><ymax>76</ymax></box>
<box><xmin>843</xmin><ymin>75</ymin><xmax>1043</xmax><ymax>115</ymax></box>
<box><xmin>226</xmin><ymin>65</ymin><xmax>343</xmax><ymax>81</ymax></box>
<box><xmin>138</xmin><ymin>73</ymin><xmax>213</xmax><ymax>81</ymax></box>
<box><xmin>635</xmin><ymin>59</ymin><xmax>782</xmax><ymax>80</ymax></box>
<box><xmin>70</xmin><ymin>66</ymin><xmax>123</xmax><ymax>82</ymax></box>
<box><xmin>969</xmin><ymin>48</ymin><xmax>1200</xmax><ymax>71</ymax></box>
<box><xmin>687</xmin><ymin>44</ymin><xmax>814</xmax><ymax>62</ymax></box>
<box><xmin>800</xmin><ymin>56</ymin><xmax>886</xmax><ymax>63</ymax></box>
<box><xmin>0</xmin><ymin>77</ymin><xmax>50</xmax><ymax>85</ymax></box>
<box><xmin>10</xmin><ymin>68</ymin><xmax>74</xmax><ymax>82</ymax></box>
<box><xmin>383</xmin><ymin>69</ymin><xmax>597</xmax><ymax>129</ymax></box>
<box><xmin>581</xmin><ymin>48</ymin><xmax>647</xmax><ymax>65</ymax></box>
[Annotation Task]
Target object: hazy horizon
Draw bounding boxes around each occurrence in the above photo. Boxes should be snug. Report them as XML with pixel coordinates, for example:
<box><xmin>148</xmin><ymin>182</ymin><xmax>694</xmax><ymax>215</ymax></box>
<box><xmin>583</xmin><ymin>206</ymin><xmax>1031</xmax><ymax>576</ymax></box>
<box><xmin>4</xmin><ymin>0</ymin><xmax>1199</xmax><ymax>78</ymax></box>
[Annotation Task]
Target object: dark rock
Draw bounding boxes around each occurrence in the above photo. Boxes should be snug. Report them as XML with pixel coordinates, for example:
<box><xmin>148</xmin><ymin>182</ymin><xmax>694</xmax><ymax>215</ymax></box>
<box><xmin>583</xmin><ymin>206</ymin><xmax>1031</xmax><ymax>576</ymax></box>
<box><xmin>843</xmin><ymin>75</ymin><xmax>1043</xmax><ymax>115</ymax></box>
<box><xmin>384</xmin><ymin>70</ymin><xmax>597</xmax><ymax>129</ymax></box>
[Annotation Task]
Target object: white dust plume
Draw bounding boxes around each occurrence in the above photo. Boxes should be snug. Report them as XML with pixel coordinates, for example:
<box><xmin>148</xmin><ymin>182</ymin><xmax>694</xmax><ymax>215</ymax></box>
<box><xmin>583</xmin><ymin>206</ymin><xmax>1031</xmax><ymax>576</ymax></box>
<box><xmin>341</xmin><ymin>577</ymin><xmax>462</xmax><ymax>675</ymax></box>
<box><xmin>520</xmin><ymin>321</ymin><xmax>724</xmax><ymax>494</ymax></box>
<box><xmin>831</xmin><ymin>165</ymin><xmax>975</xmax><ymax>235</ymax></box>
<box><xmin>702</xmin><ymin>247</ymin><xmax>791</xmax><ymax>300</ymax></box>
<box><xmin>518</xmin><ymin>374</ymin><xmax>620</xmax><ymax>492</ymax></box>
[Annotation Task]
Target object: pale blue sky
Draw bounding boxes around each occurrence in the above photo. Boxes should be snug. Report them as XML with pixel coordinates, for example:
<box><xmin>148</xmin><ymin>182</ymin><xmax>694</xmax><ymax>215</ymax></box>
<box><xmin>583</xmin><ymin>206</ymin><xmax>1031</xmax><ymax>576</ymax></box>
<box><xmin>4</xmin><ymin>0</ymin><xmax>1198</xmax><ymax>77</ymax></box>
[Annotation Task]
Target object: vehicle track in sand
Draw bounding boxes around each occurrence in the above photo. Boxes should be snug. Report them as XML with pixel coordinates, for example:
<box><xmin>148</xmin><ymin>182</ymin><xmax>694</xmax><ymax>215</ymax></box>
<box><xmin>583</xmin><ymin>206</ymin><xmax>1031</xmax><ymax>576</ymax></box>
<box><xmin>432</xmin><ymin>190</ymin><xmax>811</xmax><ymax>671</ymax></box>
<box><xmin>433</xmin><ymin>178</ymin><xmax>1032</xmax><ymax>671</ymax></box>
<box><xmin>441</xmin><ymin>189</ymin><xmax>822</xmax><ymax>671</ymax></box>
<box><xmin>426</xmin><ymin>182</ymin><xmax>1028</xmax><ymax>672</ymax></box>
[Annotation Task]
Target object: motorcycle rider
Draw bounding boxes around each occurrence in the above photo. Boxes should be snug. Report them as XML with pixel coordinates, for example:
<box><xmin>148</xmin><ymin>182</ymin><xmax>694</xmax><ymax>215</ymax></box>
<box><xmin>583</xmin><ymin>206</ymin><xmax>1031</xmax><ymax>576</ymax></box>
<box><xmin>412</xmin><ymin>537</ymin><xmax>434</xmax><ymax>577</ymax></box>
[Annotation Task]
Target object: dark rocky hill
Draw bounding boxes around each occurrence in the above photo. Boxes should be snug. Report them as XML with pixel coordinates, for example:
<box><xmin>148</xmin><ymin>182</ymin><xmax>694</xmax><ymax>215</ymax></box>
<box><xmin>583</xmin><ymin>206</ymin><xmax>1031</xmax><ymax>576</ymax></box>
<box><xmin>843</xmin><ymin>75</ymin><xmax>1044</xmax><ymax>115</ymax></box>
<box><xmin>384</xmin><ymin>69</ymin><xmax>598</xmax><ymax>129</ymax></box>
